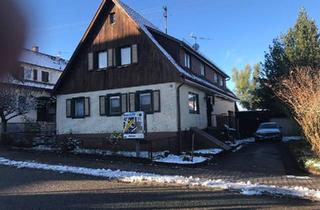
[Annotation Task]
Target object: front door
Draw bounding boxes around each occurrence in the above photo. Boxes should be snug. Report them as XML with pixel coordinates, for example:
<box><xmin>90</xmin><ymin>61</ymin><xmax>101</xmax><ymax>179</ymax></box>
<box><xmin>206</xmin><ymin>95</ymin><xmax>214</xmax><ymax>127</ymax></box>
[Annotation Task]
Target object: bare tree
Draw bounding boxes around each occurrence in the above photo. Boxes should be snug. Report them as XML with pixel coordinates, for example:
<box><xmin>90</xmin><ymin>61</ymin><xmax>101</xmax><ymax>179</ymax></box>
<box><xmin>271</xmin><ymin>67</ymin><xmax>320</xmax><ymax>154</ymax></box>
<box><xmin>0</xmin><ymin>83</ymin><xmax>35</xmax><ymax>135</ymax></box>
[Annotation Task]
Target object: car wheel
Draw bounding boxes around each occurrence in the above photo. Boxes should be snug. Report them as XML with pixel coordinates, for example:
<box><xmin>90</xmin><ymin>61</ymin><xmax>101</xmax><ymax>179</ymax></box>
<box><xmin>255</xmin><ymin>138</ymin><xmax>259</xmax><ymax>143</ymax></box>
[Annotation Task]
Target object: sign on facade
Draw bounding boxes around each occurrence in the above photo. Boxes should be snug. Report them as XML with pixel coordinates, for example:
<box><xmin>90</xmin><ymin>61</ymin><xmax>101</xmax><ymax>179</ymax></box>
<box><xmin>123</xmin><ymin>111</ymin><xmax>146</xmax><ymax>139</ymax></box>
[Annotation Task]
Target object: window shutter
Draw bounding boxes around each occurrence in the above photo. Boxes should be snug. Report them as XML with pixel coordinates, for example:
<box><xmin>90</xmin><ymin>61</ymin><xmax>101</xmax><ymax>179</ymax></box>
<box><xmin>84</xmin><ymin>97</ymin><xmax>90</xmax><ymax>116</ymax></box>
<box><xmin>132</xmin><ymin>44</ymin><xmax>138</xmax><ymax>63</ymax></box>
<box><xmin>153</xmin><ymin>90</ymin><xmax>160</xmax><ymax>112</ymax></box>
<box><xmin>88</xmin><ymin>52</ymin><xmax>94</xmax><ymax>71</ymax></box>
<box><xmin>108</xmin><ymin>49</ymin><xmax>113</xmax><ymax>67</ymax></box>
<box><xmin>66</xmin><ymin>99</ymin><xmax>72</xmax><ymax>118</ymax></box>
<box><xmin>99</xmin><ymin>96</ymin><xmax>106</xmax><ymax>116</ymax></box>
<box><xmin>129</xmin><ymin>93</ymin><xmax>135</xmax><ymax>112</ymax></box>
<box><xmin>135</xmin><ymin>92</ymin><xmax>141</xmax><ymax>111</ymax></box>
<box><xmin>121</xmin><ymin>93</ymin><xmax>127</xmax><ymax>113</ymax></box>
<box><xmin>115</xmin><ymin>48</ymin><xmax>121</xmax><ymax>66</ymax></box>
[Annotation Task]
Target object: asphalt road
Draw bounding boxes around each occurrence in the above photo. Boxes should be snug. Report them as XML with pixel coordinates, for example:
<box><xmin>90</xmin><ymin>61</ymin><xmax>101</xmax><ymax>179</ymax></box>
<box><xmin>0</xmin><ymin>165</ymin><xmax>318</xmax><ymax>210</ymax></box>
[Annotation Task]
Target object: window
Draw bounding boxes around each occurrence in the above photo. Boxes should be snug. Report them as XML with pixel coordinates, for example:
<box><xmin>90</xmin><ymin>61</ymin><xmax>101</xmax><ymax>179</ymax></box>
<box><xmin>66</xmin><ymin>97</ymin><xmax>90</xmax><ymax>118</ymax></box>
<box><xmin>120</xmin><ymin>47</ymin><xmax>131</xmax><ymax>66</ymax></box>
<box><xmin>220</xmin><ymin>77</ymin><xmax>224</xmax><ymax>87</ymax></box>
<box><xmin>74</xmin><ymin>98</ymin><xmax>85</xmax><ymax>118</ymax></box>
<box><xmin>139</xmin><ymin>92</ymin><xmax>152</xmax><ymax>113</ymax></box>
<box><xmin>213</xmin><ymin>72</ymin><xmax>218</xmax><ymax>83</ymax></box>
<box><xmin>100</xmin><ymin>94</ymin><xmax>127</xmax><ymax>116</ymax></box>
<box><xmin>98</xmin><ymin>51</ymin><xmax>108</xmax><ymax>69</ymax></box>
<box><xmin>200</xmin><ymin>63</ymin><xmax>205</xmax><ymax>76</ymax></box>
<box><xmin>188</xmin><ymin>92</ymin><xmax>199</xmax><ymax>114</ymax></box>
<box><xmin>110</xmin><ymin>12</ymin><xmax>116</xmax><ymax>24</ymax></box>
<box><xmin>41</xmin><ymin>71</ymin><xmax>49</xmax><ymax>83</ymax></box>
<box><xmin>184</xmin><ymin>53</ymin><xmax>191</xmax><ymax>68</ymax></box>
<box><xmin>33</xmin><ymin>69</ymin><xmax>38</xmax><ymax>81</ymax></box>
<box><xmin>108</xmin><ymin>95</ymin><xmax>121</xmax><ymax>116</ymax></box>
<box><xmin>24</xmin><ymin>68</ymin><xmax>32</xmax><ymax>80</ymax></box>
<box><xmin>153</xmin><ymin>90</ymin><xmax>161</xmax><ymax>112</ymax></box>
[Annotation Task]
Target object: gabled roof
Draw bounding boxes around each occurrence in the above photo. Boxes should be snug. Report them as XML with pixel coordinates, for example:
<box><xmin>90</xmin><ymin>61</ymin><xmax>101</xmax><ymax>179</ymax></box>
<box><xmin>54</xmin><ymin>0</ymin><xmax>238</xmax><ymax>100</ymax></box>
<box><xmin>20</xmin><ymin>48</ymin><xmax>67</xmax><ymax>71</ymax></box>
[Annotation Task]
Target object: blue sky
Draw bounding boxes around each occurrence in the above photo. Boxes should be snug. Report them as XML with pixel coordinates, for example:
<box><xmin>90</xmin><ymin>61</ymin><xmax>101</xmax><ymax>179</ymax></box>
<box><xmin>17</xmin><ymin>0</ymin><xmax>320</xmax><ymax>90</ymax></box>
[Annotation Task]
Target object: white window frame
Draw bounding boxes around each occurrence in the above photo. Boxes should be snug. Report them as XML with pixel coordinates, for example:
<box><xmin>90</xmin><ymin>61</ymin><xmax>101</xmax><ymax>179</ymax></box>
<box><xmin>184</xmin><ymin>53</ymin><xmax>191</xmax><ymax>69</ymax></box>
<box><xmin>200</xmin><ymin>63</ymin><xmax>205</xmax><ymax>76</ymax></box>
<box><xmin>120</xmin><ymin>47</ymin><xmax>132</xmax><ymax>66</ymax></box>
<box><xmin>98</xmin><ymin>51</ymin><xmax>108</xmax><ymax>69</ymax></box>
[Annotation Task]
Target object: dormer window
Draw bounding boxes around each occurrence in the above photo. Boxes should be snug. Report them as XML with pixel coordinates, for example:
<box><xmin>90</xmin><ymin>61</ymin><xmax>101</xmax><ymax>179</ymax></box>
<box><xmin>110</xmin><ymin>12</ymin><xmax>116</xmax><ymax>24</ymax></box>
<box><xmin>220</xmin><ymin>77</ymin><xmax>224</xmax><ymax>87</ymax></box>
<box><xmin>184</xmin><ymin>53</ymin><xmax>191</xmax><ymax>69</ymax></box>
<box><xmin>24</xmin><ymin>68</ymin><xmax>33</xmax><ymax>80</ymax></box>
<box><xmin>41</xmin><ymin>71</ymin><xmax>49</xmax><ymax>83</ymax></box>
<box><xmin>213</xmin><ymin>72</ymin><xmax>218</xmax><ymax>83</ymax></box>
<box><xmin>200</xmin><ymin>63</ymin><xmax>205</xmax><ymax>76</ymax></box>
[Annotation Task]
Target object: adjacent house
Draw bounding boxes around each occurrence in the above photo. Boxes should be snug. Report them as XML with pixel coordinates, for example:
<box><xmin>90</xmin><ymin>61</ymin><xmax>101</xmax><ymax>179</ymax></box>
<box><xmin>0</xmin><ymin>47</ymin><xmax>67</xmax><ymax>123</ymax></box>
<box><xmin>54</xmin><ymin>0</ymin><xmax>238</xmax><ymax>151</ymax></box>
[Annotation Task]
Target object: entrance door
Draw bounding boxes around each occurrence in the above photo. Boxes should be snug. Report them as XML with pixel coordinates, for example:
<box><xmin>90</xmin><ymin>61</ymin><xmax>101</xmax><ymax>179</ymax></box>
<box><xmin>206</xmin><ymin>95</ymin><xmax>214</xmax><ymax>127</ymax></box>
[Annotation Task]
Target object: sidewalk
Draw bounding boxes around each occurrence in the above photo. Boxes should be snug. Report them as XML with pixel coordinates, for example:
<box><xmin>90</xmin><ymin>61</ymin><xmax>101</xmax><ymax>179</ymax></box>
<box><xmin>0</xmin><ymin>147</ymin><xmax>320</xmax><ymax>192</ymax></box>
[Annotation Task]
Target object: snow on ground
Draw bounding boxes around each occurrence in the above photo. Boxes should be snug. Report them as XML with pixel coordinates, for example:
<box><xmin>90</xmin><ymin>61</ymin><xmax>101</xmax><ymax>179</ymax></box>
<box><xmin>228</xmin><ymin>137</ymin><xmax>255</xmax><ymax>147</ymax></box>
<box><xmin>153</xmin><ymin>154</ymin><xmax>208</xmax><ymax>164</ymax></box>
<box><xmin>282</xmin><ymin>136</ymin><xmax>304</xmax><ymax>142</ymax></box>
<box><xmin>32</xmin><ymin>146</ymin><xmax>208</xmax><ymax>164</ymax></box>
<box><xmin>193</xmin><ymin>148</ymin><xmax>224</xmax><ymax>155</ymax></box>
<box><xmin>73</xmin><ymin>148</ymin><xmax>167</xmax><ymax>159</ymax></box>
<box><xmin>232</xmin><ymin>145</ymin><xmax>243</xmax><ymax>153</ymax></box>
<box><xmin>0</xmin><ymin>156</ymin><xmax>319</xmax><ymax>201</ymax></box>
<box><xmin>286</xmin><ymin>175</ymin><xmax>311</xmax><ymax>180</ymax></box>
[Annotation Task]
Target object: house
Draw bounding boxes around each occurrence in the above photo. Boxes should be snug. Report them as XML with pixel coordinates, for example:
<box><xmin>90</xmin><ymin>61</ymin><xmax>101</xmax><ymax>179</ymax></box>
<box><xmin>0</xmin><ymin>47</ymin><xmax>67</xmax><ymax>123</ymax></box>
<box><xmin>54</xmin><ymin>0</ymin><xmax>238</xmax><ymax>151</ymax></box>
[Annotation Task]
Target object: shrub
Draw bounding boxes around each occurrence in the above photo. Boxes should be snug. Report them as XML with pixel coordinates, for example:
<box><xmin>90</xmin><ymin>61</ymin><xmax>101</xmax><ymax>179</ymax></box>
<box><xmin>271</xmin><ymin>67</ymin><xmax>320</xmax><ymax>155</ymax></box>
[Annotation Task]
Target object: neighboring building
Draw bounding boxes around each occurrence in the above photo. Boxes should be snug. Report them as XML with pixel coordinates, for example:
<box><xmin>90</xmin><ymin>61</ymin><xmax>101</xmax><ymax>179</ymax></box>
<box><xmin>0</xmin><ymin>47</ymin><xmax>67</xmax><ymax>123</ymax></box>
<box><xmin>54</xmin><ymin>0</ymin><xmax>238</xmax><ymax>151</ymax></box>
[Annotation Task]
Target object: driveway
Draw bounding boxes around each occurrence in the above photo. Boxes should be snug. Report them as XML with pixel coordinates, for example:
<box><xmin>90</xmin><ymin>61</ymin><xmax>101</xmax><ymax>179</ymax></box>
<box><xmin>0</xmin><ymin>165</ymin><xmax>318</xmax><ymax>210</ymax></box>
<box><xmin>207</xmin><ymin>142</ymin><xmax>304</xmax><ymax>177</ymax></box>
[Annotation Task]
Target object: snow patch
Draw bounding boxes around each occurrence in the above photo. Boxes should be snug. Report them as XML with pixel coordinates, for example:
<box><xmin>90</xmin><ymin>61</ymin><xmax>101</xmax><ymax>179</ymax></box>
<box><xmin>193</xmin><ymin>148</ymin><xmax>223</xmax><ymax>155</ymax></box>
<box><xmin>232</xmin><ymin>145</ymin><xmax>243</xmax><ymax>152</ymax></box>
<box><xmin>0</xmin><ymin>156</ymin><xmax>320</xmax><ymax>201</ymax></box>
<box><xmin>286</xmin><ymin>175</ymin><xmax>311</xmax><ymax>180</ymax></box>
<box><xmin>228</xmin><ymin>137</ymin><xmax>255</xmax><ymax>147</ymax></box>
<box><xmin>154</xmin><ymin>154</ymin><xmax>208</xmax><ymax>164</ymax></box>
<box><xmin>282</xmin><ymin>136</ymin><xmax>304</xmax><ymax>142</ymax></box>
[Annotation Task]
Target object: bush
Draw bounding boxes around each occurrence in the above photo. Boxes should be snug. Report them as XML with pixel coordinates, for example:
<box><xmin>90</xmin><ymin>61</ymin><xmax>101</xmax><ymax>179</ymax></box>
<box><xmin>272</xmin><ymin>67</ymin><xmax>320</xmax><ymax>155</ymax></box>
<box><xmin>58</xmin><ymin>136</ymin><xmax>81</xmax><ymax>153</ymax></box>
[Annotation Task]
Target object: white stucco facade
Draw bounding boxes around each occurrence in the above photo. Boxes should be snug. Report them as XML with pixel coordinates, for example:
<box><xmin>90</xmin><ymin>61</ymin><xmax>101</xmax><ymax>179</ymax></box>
<box><xmin>56</xmin><ymin>82</ymin><xmax>237</xmax><ymax>135</ymax></box>
<box><xmin>213</xmin><ymin>96</ymin><xmax>235</xmax><ymax>115</ymax></box>
<box><xmin>179</xmin><ymin>85</ymin><xmax>208</xmax><ymax>131</ymax></box>
<box><xmin>56</xmin><ymin>82</ymin><xmax>179</xmax><ymax>134</ymax></box>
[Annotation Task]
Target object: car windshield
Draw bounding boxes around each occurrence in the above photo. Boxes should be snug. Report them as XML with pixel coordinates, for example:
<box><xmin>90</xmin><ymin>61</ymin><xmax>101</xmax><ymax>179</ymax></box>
<box><xmin>259</xmin><ymin>123</ymin><xmax>277</xmax><ymax>129</ymax></box>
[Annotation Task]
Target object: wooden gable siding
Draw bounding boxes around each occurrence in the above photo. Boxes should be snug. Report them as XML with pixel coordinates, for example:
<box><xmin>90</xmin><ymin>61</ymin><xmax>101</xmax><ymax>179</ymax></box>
<box><xmin>55</xmin><ymin>2</ymin><xmax>180</xmax><ymax>95</ymax></box>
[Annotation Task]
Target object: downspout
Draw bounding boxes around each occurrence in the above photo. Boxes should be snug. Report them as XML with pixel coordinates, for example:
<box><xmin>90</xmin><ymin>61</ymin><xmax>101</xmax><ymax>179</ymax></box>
<box><xmin>177</xmin><ymin>77</ymin><xmax>185</xmax><ymax>153</ymax></box>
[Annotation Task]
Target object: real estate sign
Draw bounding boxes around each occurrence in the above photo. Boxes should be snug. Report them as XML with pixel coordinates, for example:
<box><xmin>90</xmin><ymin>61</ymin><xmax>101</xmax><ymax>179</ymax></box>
<box><xmin>123</xmin><ymin>111</ymin><xmax>146</xmax><ymax>139</ymax></box>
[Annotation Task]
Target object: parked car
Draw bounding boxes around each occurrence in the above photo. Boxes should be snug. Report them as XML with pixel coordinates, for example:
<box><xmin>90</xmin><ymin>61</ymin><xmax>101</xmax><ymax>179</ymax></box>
<box><xmin>254</xmin><ymin>122</ymin><xmax>282</xmax><ymax>142</ymax></box>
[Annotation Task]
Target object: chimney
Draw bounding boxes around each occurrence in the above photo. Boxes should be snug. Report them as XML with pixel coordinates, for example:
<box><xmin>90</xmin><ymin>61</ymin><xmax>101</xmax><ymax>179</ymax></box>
<box><xmin>31</xmin><ymin>46</ymin><xmax>39</xmax><ymax>52</ymax></box>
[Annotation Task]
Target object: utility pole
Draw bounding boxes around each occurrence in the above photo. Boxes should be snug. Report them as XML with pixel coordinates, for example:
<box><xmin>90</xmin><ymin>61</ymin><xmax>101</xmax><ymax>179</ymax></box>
<box><xmin>163</xmin><ymin>6</ymin><xmax>168</xmax><ymax>34</ymax></box>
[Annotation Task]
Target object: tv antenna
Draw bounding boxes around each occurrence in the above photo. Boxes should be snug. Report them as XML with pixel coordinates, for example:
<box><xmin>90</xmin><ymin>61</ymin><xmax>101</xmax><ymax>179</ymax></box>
<box><xmin>190</xmin><ymin>32</ymin><xmax>212</xmax><ymax>51</ymax></box>
<box><xmin>163</xmin><ymin>6</ymin><xmax>168</xmax><ymax>34</ymax></box>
